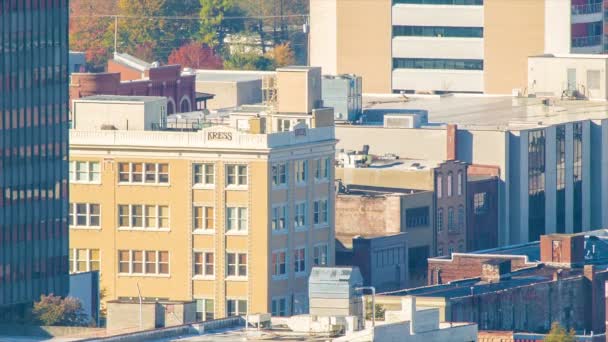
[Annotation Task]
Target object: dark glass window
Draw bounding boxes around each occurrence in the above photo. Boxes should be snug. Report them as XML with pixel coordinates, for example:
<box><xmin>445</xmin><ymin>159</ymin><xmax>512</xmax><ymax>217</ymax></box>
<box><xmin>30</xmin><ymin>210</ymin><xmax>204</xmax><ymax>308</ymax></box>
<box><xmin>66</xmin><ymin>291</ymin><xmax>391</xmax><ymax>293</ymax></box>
<box><xmin>556</xmin><ymin>125</ymin><xmax>566</xmax><ymax>233</ymax></box>
<box><xmin>393</xmin><ymin>26</ymin><xmax>483</xmax><ymax>38</ymax></box>
<box><xmin>528</xmin><ymin>130</ymin><xmax>546</xmax><ymax>241</ymax></box>
<box><xmin>405</xmin><ymin>207</ymin><xmax>430</xmax><ymax>228</ymax></box>
<box><xmin>573</xmin><ymin>123</ymin><xmax>583</xmax><ymax>233</ymax></box>
<box><xmin>393</xmin><ymin>58</ymin><xmax>484</xmax><ymax>70</ymax></box>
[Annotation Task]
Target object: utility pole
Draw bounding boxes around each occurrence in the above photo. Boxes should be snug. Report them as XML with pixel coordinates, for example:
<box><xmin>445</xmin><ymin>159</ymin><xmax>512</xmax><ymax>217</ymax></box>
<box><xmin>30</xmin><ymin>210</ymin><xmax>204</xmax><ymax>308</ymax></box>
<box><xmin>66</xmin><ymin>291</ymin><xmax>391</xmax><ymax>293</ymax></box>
<box><xmin>114</xmin><ymin>15</ymin><xmax>118</xmax><ymax>54</ymax></box>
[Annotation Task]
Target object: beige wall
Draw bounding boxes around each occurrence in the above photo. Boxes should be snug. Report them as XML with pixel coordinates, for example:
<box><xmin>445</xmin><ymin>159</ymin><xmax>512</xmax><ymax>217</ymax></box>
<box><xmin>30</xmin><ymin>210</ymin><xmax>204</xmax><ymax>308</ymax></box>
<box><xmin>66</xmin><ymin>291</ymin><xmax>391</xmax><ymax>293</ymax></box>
<box><xmin>336</xmin><ymin>0</ymin><xmax>392</xmax><ymax>93</ymax></box>
<box><xmin>195</xmin><ymin>80</ymin><xmax>262</xmax><ymax>110</ymax></box>
<box><xmin>336</xmin><ymin>167</ymin><xmax>434</xmax><ymax>191</ymax></box>
<box><xmin>277</xmin><ymin>67</ymin><xmax>322</xmax><ymax>114</ymax></box>
<box><xmin>310</xmin><ymin>0</ymin><xmax>338</xmax><ymax>75</ymax></box>
<box><xmin>484</xmin><ymin>0</ymin><xmax>545</xmax><ymax>94</ymax></box>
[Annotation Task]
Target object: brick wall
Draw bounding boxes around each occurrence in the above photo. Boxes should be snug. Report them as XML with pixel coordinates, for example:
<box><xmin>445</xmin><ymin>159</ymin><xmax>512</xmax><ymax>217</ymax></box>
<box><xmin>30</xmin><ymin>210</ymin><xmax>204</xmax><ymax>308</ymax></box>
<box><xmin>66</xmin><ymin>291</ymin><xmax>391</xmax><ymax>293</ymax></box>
<box><xmin>427</xmin><ymin>254</ymin><xmax>532</xmax><ymax>285</ymax></box>
<box><xmin>107</xmin><ymin>59</ymin><xmax>142</xmax><ymax>81</ymax></box>
<box><xmin>335</xmin><ymin>194</ymin><xmax>402</xmax><ymax>237</ymax></box>
<box><xmin>467</xmin><ymin>177</ymin><xmax>499</xmax><ymax>251</ymax></box>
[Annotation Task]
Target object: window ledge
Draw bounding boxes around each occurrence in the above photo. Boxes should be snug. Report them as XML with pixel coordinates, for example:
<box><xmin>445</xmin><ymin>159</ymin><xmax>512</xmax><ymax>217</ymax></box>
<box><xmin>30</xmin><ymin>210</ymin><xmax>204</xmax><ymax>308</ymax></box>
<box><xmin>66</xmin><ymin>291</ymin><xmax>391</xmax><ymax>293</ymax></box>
<box><xmin>70</xmin><ymin>226</ymin><xmax>101</xmax><ymax>230</ymax></box>
<box><xmin>192</xmin><ymin>276</ymin><xmax>215</xmax><ymax>281</ymax></box>
<box><xmin>271</xmin><ymin>229</ymin><xmax>288</xmax><ymax>235</ymax></box>
<box><xmin>192</xmin><ymin>184</ymin><xmax>215</xmax><ymax>190</ymax></box>
<box><xmin>294</xmin><ymin>226</ymin><xmax>308</xmax><ymax>232</ymax></box>
<box><xmin>118</xmin><ymin>274</ymin><xmax>170</xmax><ymax>278</ymax></box>
<box><xmin>225</xmin><ymin>231</ymin><xmax>248</xmax><ymax>236</ymax></box>
<box><xmin>225</xmin><ymin>185</ymin><xmax>248</xmax><ymax>191</ymax></box>
<box><xmin>118</xmin><ymin>182</ymin><xmax>171</xmax><ymax>187</ymax></box>
<box><xmin>193</xmin><ymin>230</ymin><xmax>215</xmax><ymax>235</ymax></box>
<box><xmin>314</xmin><ymin>224</ymin><xmax>329</xmax><ymax>229</ymax></box>
<box><xmin>295</xmin><ymin>272</ymin><xmax>307</xmax><ymax>278</ymax></box>
<box><xmin>272</xmin><ymin>184</ymin><xmax>288</xmax><ymax>190</ymax></box>
<box><xmin>295</xmin><ymin>181</ymin><xmax>308</xmax><ymax>187</ymax></box>
<box><xmin>118</xmin><ymin>228</ymin><xmax>171</xmax><ymax>232</ymax></box>
<box><xmin>272</xmin><ymin>275</ymin><xmax>288</xmax><ymax>281</ymax></box>
<box><xmin>225</xmin><ymin>276</ymin><xmax>248</xmax><ymax>282</ymax></box>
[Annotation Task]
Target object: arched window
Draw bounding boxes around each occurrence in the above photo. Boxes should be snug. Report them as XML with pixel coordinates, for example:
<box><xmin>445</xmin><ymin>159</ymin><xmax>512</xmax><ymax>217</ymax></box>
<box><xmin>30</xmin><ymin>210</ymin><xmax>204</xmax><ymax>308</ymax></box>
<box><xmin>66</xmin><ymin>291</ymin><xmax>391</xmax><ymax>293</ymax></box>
<box><xmin>436</xmin><ymin>174</ymin><xmax>443</xmax><ymax>199</ymax></box>
<box><xmin>180</xmin><ymin>96</ymin><xmax>191</xmax><ymax>113</ymax></box>
<box><xmin>458</xmin><ymin>205</ymin><xmax>464</xmax><ymax>231</ymax></box>
<box><xmin>457</xmin><ymin>170</ymin><xmax>463</xmax><ymax>196</ymax></box>
<box><xmin>447</xmin><ymin>207</ymin><xmax>454</xmax><ymax>231</ymax></box>
<box><xmin>167</xmin><ymin>99</ymin><xmax>175</xmax><ymax>115</ymax></box>
<box><xmin>447</xmin><ymin>172</ymin><xmax>453</xmax><ymax>197</ymax></box>
<box><xmin>436</xmin><ymin>208</ymin><xmax>443</xmax><ymax>232</ymax></box>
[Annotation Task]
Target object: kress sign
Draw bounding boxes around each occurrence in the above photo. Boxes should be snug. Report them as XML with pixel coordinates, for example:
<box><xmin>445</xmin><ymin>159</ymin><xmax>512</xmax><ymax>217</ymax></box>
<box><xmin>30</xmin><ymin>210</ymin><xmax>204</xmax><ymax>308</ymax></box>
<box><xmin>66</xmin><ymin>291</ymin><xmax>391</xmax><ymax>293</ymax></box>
<box><xmin>207</xmin><ymin>131</ymin><xmax>233</xmax><ymax>141</ymax></box>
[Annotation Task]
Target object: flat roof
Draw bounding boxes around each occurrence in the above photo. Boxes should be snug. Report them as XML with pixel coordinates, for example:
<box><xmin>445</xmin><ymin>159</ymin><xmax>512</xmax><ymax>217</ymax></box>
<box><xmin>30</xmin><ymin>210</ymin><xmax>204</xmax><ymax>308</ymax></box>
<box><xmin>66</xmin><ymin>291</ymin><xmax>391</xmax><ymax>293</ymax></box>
<box><xmin>196</xmin><ymin>70</ymin><xmax>274</xmax><ymax>83</ymax></box>
<box><xmin>338</xmin><ymin>184</ymin><xmax>426</xmax><ymax>195</ymax></box>
<box><xmin>531</xmin><ymin>53</ymin><xmax>608</xmax><ymax>60</ymax></box>
<box><xmin>360</xmin><ymin>95</ymin><xmax>608</xmax><ymax>130</ymax></box>
<box><xmin>78</xmin><ymin>95</ymin><xmax>166</xmax><ymax>103</ymax></box>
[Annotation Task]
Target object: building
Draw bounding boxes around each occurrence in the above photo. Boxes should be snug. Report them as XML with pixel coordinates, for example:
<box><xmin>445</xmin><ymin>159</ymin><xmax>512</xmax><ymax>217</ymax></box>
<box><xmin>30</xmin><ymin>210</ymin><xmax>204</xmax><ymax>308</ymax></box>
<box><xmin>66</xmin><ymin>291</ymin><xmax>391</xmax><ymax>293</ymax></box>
<box><xmin>478</xmin><ymin>331</ymin><xmax>605</xmax><ymax>342</ymax></box>
<box><xmin>0</xmin><ymin>0</ymin><xmax>70</xmax><ymax>315</ymax></box>
<box><xmin>69</xmin><ymin>52</ymin><xmax>208</xmax><ymax>114</ymax></box>
<box><xmin>72</xmin><ymin>96</ymin><xmax>167</xmax><ymax>131</ymax></box>
<box><xmin>336</xmin><ymin>233</ymin><xmax>409</xmax><ymax>293</ymax></box>
<box><xmin>467</xmin><ymin>175</ymin><xmax>499</xmax><ymax>251</ymax></box>
<box><xmin>310</xmin><ymin>0</ymin><xmax>607</xmax><ymax>94</ymax></box>
<box><xmin>375</xmin><ymin>233</ymin><xmax>608</xmax><ymax>334</ymax></box>
<box><xmin>336</xmin><ymin>95</ymin><xmax>608</xmax><ymax>245</ymax></box>
<box><xmin>528</xmin><ymin>54</ymin><xmax>608</xmax><ymax>101</ymax></box>
<box><xmin>68</xmin><ymin>66</ymin><xmax>336</xmax><ymax>320</ymax></box>
<box><xmin>194</xmin><ymin>70</ymin><xmax>275</xmax><ymax>110</ymax></box>
<box><xmin>334</xmin><ymin>182</ymin><xmax>434</xmax><ymax>287</ymax></box>
<box><xmin>69</xmin><ymin>51</ymin><xmax>86</xmax><ymax>74</ymax></box>
<box><xmin>322</xmin><ymin>74</ymin><xmax>362</xmax><ymax>122</ymax></box>
<box><xmin>434</xmin><ymin>159</ymin><xmax>468</xmax><ymax>256</ymax></box>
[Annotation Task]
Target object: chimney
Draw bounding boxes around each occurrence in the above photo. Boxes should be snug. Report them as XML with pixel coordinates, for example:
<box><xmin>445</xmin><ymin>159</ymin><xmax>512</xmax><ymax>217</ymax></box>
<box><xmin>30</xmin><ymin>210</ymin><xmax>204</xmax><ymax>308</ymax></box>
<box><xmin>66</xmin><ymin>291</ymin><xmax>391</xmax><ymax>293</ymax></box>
<box><xmin>540</xmin><ymin>234</ymin><xmax>585</xmax><ymax>268</ymax></box>
<box><xmin>446</xmin><ymin>124</ymin><xmax>457</xmax><ymax>161</ymax></box>
<box><xmin>480</xmin><ymin>259</ymin><xmax>511</xmax><ymax>283</ymax></box>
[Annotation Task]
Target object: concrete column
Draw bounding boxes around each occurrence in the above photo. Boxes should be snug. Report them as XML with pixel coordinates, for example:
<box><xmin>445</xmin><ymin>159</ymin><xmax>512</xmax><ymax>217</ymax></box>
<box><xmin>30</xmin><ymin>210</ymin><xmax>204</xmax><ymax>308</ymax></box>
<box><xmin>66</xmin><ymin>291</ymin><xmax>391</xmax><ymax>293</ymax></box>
<box><xmin>582</xmin><ymin>121</ymin><xmax>591</xmax><ymax>231</ymax></box>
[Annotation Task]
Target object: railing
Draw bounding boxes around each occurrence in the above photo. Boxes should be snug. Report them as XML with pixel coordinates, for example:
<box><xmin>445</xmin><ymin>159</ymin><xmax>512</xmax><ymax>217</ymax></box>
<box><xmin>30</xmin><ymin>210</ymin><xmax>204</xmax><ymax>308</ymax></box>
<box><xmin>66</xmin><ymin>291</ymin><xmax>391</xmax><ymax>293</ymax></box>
<box><xmin>571</xmin><ymin>2</ymin><xmax>602</xmax><ymax>15</ymax></box>
<box><xmin>571</xmin><ymin>34</ymin><xmax>602</xmax><ymax>47</ymax></box>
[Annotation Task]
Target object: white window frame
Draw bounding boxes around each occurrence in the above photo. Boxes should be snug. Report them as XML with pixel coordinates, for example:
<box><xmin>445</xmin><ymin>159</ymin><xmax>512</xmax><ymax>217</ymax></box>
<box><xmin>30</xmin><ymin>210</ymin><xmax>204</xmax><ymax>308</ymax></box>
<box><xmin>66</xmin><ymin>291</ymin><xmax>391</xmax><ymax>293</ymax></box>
<box><xmin>117</xmin><ymin>204</ymin><xmax>170</xmax><ymax>231</ymax></box>
<box><xmin>69</xmin><ymin>203</ymin><xmax>101</xmax><ymax>229</ymax></box>
<box><xmin>226</xmin><ymin>299</ymin><xmax>248</xmax><ymax>317</ymax></box>
<box><xmin>69</xmin><ymin>161</ymin><xmax>101</xmax><ymax>183</ymax></box>
<box><xmin>117</xmin><ymin>250</ymin><xmax>170</xmax><ymax>276</ymax></box>
<box><xmin>314</xmin><ymin>157</ymin><xmax>331</xmax><ymax>182</ymax></box>
<box><xmin>313</xmin><ymin>244</ymin><xmax>328</xmax><ymax>266</ymax></box>
<box><xmin>436</xmin><ymin>174</ymin><xmax>443</xmax><ymax>199</ymax></box>
<box><xmin>69</xmin><ymin>248</ymin><xmax>101</xmax><ymax>274</ymax></box>
<box><xmin>313</xmin><ymin>198</ymin><xmax>329</xmax><ymax>227</ymax></box>
<box><xmin>193</xmin><ymin>163</ymin><xmax>215</xmax><ymax>187</ymax></box>
<box><xmin>457</xmin><ymin>171</ymin><xmax>463</xmax><ymax>196</ymax></box>
<box><xmin>272</xmin><ymin>249</ymin><xmax>287</xmax><ymax>279</ymax></box>
<box><xmin>295</xmin><ymin>160</ymin><xmax>307</xmax><ymax>184</ymax></box>
<box><xmin>195</xmin><ymin>298</ymin><xmax>215</xmax><ymax>322</ymax></box>
<box><xmin>226</xmin><ymin>252</ymin><xmax>248</xmax><ymax>279</ymax></box>
<box><xmin>294</xmin><ymin>247</ymin><xmax>306</xmax><ymax>275</ymax></box>
<box><xmin>193</xmin><ymin>250</ymin><xmax>215</xmax><ymax>279</ymax></box>
<box><xmin>118</xmin><ymin>162</ymin><xmax>169</xmax><ymax>185</ymax></box>
<box><xmin>193</xmin><ymin>205</ymin><xmax>215</xmax><ymax>233</ymax></box>
<box><xmin>447</xmin><ymin>172</ymin><xmax>453</xmax><ymax>197</ymax></box>
<box><xmin>272</xmin><ymin>162</ymin><xmax>288</xmax><ymax>187</ymax></box>
<box><xmin>294</xmin><ymin>202</ymin><xmax>307</xmax><ymax>230</ymax></box>
<box><xmin>226</xmin><ymin>206</ymin><xmax>248</xmax><ymax>233</ymax></box>
<box><xmin>225</xmin><ymin>164</ymin><xmax>248</xmax><ymax>187</ymax></box>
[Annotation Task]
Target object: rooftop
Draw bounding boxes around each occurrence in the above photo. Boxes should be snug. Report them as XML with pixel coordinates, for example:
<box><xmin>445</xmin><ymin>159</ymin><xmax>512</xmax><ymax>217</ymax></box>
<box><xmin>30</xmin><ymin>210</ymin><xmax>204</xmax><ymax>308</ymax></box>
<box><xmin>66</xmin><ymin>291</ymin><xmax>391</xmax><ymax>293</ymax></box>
<box><xmin>337</xmin><ymin>184</ymin><xmax>425</xmax><ymax>196</ymax></box>
<box><xmin>113</xmin><ymin>52</ymin><xmax>153</xmax><ymax>71</ymax></box>
<box><xmin>195</xmin><ymin>69</ymin><xmax>275</xmax><ymax>83</ymax></box>
<box><xmin>359</xmin><ymin>95</ymin><xmax>608</xmax><ymax>130</ymax></box>
<box><xmin>531</xmin><ymin>53</ymin><xmax>608</xmax><ymax>59</ymax></box>
<box><xmin>78</xmin><ymin>95</ymin><xmax>167</xmax><ymax>103</ymax></box>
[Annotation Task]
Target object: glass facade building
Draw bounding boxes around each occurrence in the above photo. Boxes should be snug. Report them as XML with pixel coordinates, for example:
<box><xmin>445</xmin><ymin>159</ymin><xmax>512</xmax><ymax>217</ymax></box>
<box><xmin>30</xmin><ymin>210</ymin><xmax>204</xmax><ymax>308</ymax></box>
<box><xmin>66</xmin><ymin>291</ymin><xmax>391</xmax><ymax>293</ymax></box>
<box><xmin>0</xmin><ymin>0</ymin><xmax>69</xmax><ymax>311</ymax></box>
<box><xmin>528</xmin><ymin>130</ymin><xmax>546</xmax><ymax>242</ymax></box>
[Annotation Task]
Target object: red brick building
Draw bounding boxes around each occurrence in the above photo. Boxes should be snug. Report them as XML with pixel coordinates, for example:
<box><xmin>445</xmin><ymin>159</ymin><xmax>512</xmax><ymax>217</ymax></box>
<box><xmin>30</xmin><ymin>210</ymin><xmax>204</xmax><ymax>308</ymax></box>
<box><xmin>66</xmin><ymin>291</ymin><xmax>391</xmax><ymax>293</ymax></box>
<box><xmin>69</xmin><ymin>53</ymin><xmax>211</xmax><ymax>114</ymax></box>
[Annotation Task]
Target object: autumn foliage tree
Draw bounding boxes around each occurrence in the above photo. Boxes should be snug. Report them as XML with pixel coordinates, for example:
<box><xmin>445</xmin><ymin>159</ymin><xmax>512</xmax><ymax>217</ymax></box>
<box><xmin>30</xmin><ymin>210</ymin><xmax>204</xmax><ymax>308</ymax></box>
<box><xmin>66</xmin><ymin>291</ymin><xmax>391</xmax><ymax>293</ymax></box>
<box><xmin>265</xmin><ymin>43</ymin><xmax>295</xmax><ymax>67</ymax></box>
<box><xmin>168</xmin><ymin>42</ymin><xmax>223</xmax><ymax>70</ymax></box>
<box><xmin>32</xmin><ymin>295</ymin><xmax>89</xmax><ymax>327</ymax></box>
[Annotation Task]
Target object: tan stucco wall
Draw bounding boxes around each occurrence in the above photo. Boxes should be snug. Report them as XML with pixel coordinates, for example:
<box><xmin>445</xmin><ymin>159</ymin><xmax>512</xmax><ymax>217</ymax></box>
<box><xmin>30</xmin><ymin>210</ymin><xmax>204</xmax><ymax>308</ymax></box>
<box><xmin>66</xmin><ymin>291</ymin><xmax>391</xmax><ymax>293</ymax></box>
<box><xmin>336</xmin><ymin>0</ymin><xmax>392</xmax><ymax>93</ymax></box>
<box><xmin>483</xmin><ymin>0</ymin><xmax>545</xmax><ymax>94</ymax></box>
<box><xmin>336</xmin><ymin>167</ymin><xmax>434</xmax><ymax>191</ymax></box>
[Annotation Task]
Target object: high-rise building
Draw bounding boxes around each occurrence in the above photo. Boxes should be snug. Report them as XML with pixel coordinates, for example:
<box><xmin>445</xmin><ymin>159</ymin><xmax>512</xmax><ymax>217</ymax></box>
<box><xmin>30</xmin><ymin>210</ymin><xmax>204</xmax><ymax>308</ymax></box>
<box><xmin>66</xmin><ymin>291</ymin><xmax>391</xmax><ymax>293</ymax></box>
<box><xmin>68</xmin><ymin>67</ymin><xmax>337</xmax><ymax>320</ymax></box>
<box><xmin>0</xmin><ymin>0</ymin><xmax>70</xmax><ymax>314</ymax></box>
<box><xmin>311</xmin><ymin>0</ymin><xmax>607</xmax><ymax>94</ymax></box>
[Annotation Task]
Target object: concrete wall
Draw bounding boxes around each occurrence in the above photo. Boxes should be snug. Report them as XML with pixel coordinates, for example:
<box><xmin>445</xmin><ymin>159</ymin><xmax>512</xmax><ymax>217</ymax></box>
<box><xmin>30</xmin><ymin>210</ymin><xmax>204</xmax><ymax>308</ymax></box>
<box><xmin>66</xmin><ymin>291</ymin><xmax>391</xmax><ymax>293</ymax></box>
<box><xmin>528</xmin><ymin>56</ymin><xmax>608</xmax><ymax>100</ymax></box>
<box><xmin>196</xmin><ymin>79</ymin><xmax>262</xmax><ymax>110</ymax></box>
<box><xmin>72</xmin><ymin>99</ymin><xmax>166</xmax><ymax>131</ymax></box>
<box><xmin>310</xmin><ymin>0</ymin><xmax>338</xmax><ymax>75</ymax></box>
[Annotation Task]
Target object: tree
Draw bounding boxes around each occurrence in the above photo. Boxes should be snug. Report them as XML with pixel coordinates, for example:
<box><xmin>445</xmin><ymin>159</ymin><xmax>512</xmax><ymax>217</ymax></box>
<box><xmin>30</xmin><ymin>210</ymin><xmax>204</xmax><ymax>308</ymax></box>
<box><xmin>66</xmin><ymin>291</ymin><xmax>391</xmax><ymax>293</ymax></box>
<box><xmin>199</xmin><ymin>0</ymin><xmax>243</xmax><ymax>53</ymax></box>
<box><xmin>224</xmin><ymin>46</ymin><xmax>275</xmax><ymax>71</ymax></box>
<box><xmin>545</xmin><ymin>322</ymin><xmax>576</xmax><ymax>342</ymax></box>
<box><xmin>32</xmin><ymin>295</ymin><xmax>89</xmax><ymax>327</ymax></box>
<box><xmin>365</xmin><ymin>301</ymin><xmax>385</xmax><ymax>321</ymax></box>
<box><xmin>168</xmin><ymin>42</ymin><xmax>223</xmax><ymax>69</ymax></box>
<box><xmin>266</xmin><ymin>43</ymin><xmax>294</xmax><ymax>67</ymax></box>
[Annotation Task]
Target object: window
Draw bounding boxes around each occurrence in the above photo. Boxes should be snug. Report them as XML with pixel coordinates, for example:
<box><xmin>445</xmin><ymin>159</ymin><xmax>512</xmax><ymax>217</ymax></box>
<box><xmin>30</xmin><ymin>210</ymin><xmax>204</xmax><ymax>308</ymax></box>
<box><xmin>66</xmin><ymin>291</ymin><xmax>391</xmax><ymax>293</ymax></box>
<box><xmin>437</xmin><ymin>248</ymin><xmax>443</xmax><ymax>256</ymax></box>
<box><xmin>118</xmin><ymin>250</ymin><xmax>169</xmax><ymax>275</ymax></box>
<box><xmin>436</xmin><ymin>208</ymin><xmax>443</xmax><ymax>232</ymax></box>
<box><xmin>194</xmin><ymin>206</ymin><xmax>214</xmax><ymax>231</ymax></box>
<box><xmin>313</xmin><ymin>244</ymin><xmax>328</xmax><ymax>266</ymax></box>
<box><xmin>588</xmin><ymin>70</ymin><xmax>601</xmax><ymax>90</ymax></box>
<box><xmin>393</xmin><ymin>25</ymin><xmax>483</xmax><ymax>38</ymax></box>
<box><xmin>447</xmin><ymin>172</ymin><xmax>453</xmax><ymax>197</ymax></box>
<box><xmin>458</xmin><ymin>205</ymin><xmax>465</xmax><ymax>230</ymax></box>
<box><xmin>277</xmin><ymin>119</ymin><xmax>291</xmax><ymax>132</ymax></box>
<box><xmin>295</xmin><ymin>160</ymin><xmax>308</xmax><ymax>183</ymax></box>
<box><xmin>314</xmin><ymin>158</ymin><xmax>330</xmax><ymax>180</ymax></box>
<box><xmin>69</xmin><ymin>161</ymin><xmax>100</xmax><ymax>183</ymax></box>
<box><xmin>226</xmin><ymin>252</ymin><xmax>247</xmax><ymax>277</ymax></box>
<box><xmin>436</xmin><ymin>174</ymin><xmax>442</xmax><ymax>199</ymax></box>
<box><xmin>193</xmin><ymin>163</ymin><xmax>214</xmax><ymax>186</ymax></box>
<box><xmin>457</xmin><ymin>171</ymin><xmax>463</xmax><ymax>196</ymax></box>
<box><xmin>294</xmin><ymin>202</ymin><xmax>307</xmax><ymax>228</ymax></box>
<box><xmin>195</xmin><ymin>299</ymin><xmax>214</xmax><ymax>321</ymax></box>
<box><xmin>272</xmin><ymin>205</ymin><xmax>287</xmax><ymax>231</ymax></box>
<box><xmin>313</xmin><ymin>199</ymin><xmax>328</xmax><ymax>225</ymax></box>
<box><xmin>393</xmin><ymin>58</ymin><xmax>484</xmax><ymax>71</ymax></box>
<box><xmin>447</xmin><ymin>207</ymin><xmax>455</xmax><ymax>231</ymax></box>
<box><xmin>272</xmin><ymin>298</ymin><xmax>287</xmax><ymax>317</ymax></box>
<box><xmin>118</xmin><ymin>162</ymin><xmax>169</xmax><ymax>184</ymax></box>
<box><xmin>294</xmin><ymin>247</ymin><xmax>306</xmax><ymax>274</ymax></box>
<box><xmin>449</xmin><ymin>247</ymin><xmax>455</xmax><ymax>255</ymax></box>
<box><xmin>118</xmin><ymin>204</ymin><xmax>170</xmax><ymax>230</ymax></box>
<box><xmin>69</xmin><ymin>248</ymin><xmax>100</xmax><ymax>273</ymax></box>
<box><xmin>473</xmin><ymin>192</ymin><xmax>488</xmax><ymax>215</ymax></box>
<box><xmin>272</xmin><ymin>162</ymin><xmax>288</xmax><ymax>186</ymax></box>
<box><xmin>194</xmin><ymin>251</ymin><xmax>214</xmax><ymax>277</ymax></box>
<box><xmin>272</xmin><ymin>250</ymin><xmax>287</xmax><ymax>277</ymax></box>
<box><xmin>227</xmin><ymin>299</ymin><xmax>247</xmax><ymax>316</ymax></box>
<box><xmin>226</xmin><ymin>207</ymin><xmax>248</xmax><ymax>232</ymax></box>
<box><xmin>69</xmin><ymin>203</ymin><xmax>100</xmax><ymax>228</ymax></box>
<box><xmin>405</xmin><ymin>207</ymin><xmax>429</xmax><ymax>228</ymax></box>
<box><xmin>226</xmin><ymin>165</ymin><xmax>247</xmax><ymax>186</ymax></box>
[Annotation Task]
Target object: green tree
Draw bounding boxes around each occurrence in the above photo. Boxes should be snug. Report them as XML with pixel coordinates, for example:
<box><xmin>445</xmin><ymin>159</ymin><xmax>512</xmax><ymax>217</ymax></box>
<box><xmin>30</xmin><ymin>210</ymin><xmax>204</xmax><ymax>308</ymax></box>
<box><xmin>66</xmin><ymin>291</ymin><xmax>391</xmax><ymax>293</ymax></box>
<box><xmin>32</xmin><ymin>295</ymin><xmax>89</xmax><ymax>327</ymax></box>
<box><xmin>223</xmin><ymin>46</ymin><xmax>274</xmax><ymax>71</ymax></box>
<box><xmin>199</xmin><ymin>0</ymin><xmax>243</xmax><ymax>53</ymax></box>
<box><xmin>364</xmin><ymin>301</ymin><xmax>385</xmax><ymax>321</ymax></box>
<box><xmin>545</xmin><ymin>322</ymin><xmax>576</xmax><ymax>342</ymax></box>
